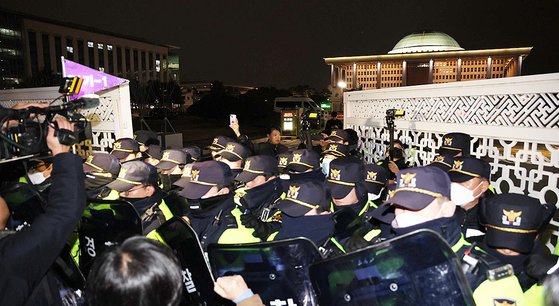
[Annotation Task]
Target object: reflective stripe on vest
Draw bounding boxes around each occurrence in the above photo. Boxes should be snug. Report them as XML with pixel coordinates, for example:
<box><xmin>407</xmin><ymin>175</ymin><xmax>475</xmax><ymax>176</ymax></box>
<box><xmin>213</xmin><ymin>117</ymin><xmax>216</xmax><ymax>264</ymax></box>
<box><xmin>218</xmin><ymin>208</ymin><xmax>261</xmax><ymax>244</ymax></box>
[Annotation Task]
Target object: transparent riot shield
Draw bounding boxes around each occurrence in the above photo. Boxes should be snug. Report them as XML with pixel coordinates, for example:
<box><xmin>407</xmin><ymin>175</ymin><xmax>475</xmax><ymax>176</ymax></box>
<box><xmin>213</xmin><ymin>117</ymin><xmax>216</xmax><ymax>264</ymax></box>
<box><xmin>78</xmin><ymin>200</ymin><xmax>142</xmax><ymax>276</ymax></box>
<box><xmin>0</xmin><ymin>182</ymin><xmax>47</xmax><ymax>229</ymax></box>
<box><xmin>155</xmin><ymin>217</ymin><xmax>223</xmax><ymax>306</ymax></box>
<box><xmin>208</xmin><ymin>238</ymin><xmax>323</xmax><ymax>306</ymax></box>
<box><xmin>309</xmin><ymin>229</ymin><xmax>475</xmax><ymax>306</ymax></box>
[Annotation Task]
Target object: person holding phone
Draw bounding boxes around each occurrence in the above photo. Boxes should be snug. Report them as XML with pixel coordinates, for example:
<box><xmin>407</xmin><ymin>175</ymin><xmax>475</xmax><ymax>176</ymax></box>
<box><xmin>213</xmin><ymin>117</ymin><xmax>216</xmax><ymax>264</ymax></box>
<box><xmin>229</xmin><ymin>115</ymin><xmax>287</xmax><ymax>157</ymax></box>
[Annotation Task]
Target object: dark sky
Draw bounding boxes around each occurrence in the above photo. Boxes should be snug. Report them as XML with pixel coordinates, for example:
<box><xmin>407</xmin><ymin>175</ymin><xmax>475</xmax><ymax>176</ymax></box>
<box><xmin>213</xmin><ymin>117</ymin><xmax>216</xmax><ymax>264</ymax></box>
<box><xmin>2</xmin><ymin>0</ymin><xmax>558</xmax><ymax>89</ymax></box>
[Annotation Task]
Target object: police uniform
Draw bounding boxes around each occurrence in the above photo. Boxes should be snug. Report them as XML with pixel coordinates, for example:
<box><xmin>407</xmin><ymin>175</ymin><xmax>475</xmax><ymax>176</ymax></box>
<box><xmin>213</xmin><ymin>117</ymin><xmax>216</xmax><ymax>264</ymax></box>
<box><xmin>285</xmin><ymin>149</ymin><xmax>325</xmax><ymax>185</ymax></box>
<box><xmin>206</xmin><ymin>135</ymin><xmax>235</xmax><ymax>159</ymax></box>
<box><xmin>179</xmin><ymin>161</ymin><xmax>260</xmax><ymax>251</ymax></box>
<box><xmin>181</xmin><ymin>145</ymin><xmax>202</xmax><ymax>162</ymax></box>
<box><xmin>479</xmin><ymin>193</ymin><xmax>556</xmax><ymax>305</ymax></box>
<box><xmin>83</xmin><ymin>152</ymin><xmax>121</xmax><ymax>200</ymax></box>
<box><xmin>374</xmin><ymin>166</ymin><xmax>528</xmax><ymax>306</ymax></box>
<box><xmin>428</xmin><ymin>154</ymin><xmax>454</xmax><ymax>172</ymax></box>
<box><xmin>364</xmin><ymin>163</ymin><xmax>389</xmax><ymax>209</ymax></box>
<box><xmin>321</xmin><ymin>142</ymin><xmax>349</xmax><ymax>175</ymax></box>
<box><xmin>323</xmin><ymin>157</ymin><xmax>381</xmax><ymax>256</ymax></box>
<box><xmin>110</xmin><ymin>137</ymin><xmax>141</xmax><ymax>161</ymax></box>
<box><xmin>106</xmin><ymin>161</ymin><xmax>174</xmax><ymax>240</ymax></box>
<box><xmin>327</xmin><ymin>129</ymin><xmax>349</xmax><ymax>144</ymax></box>
<box><xmin>156</xmin><ymin>149</ymin><xmax>188</xmax><ymax>192</ymax></box>
<box><xmin>268</xmin><ymin>181</ymin><xmax>335</xmax><ymax>246</ymax></box>
<box><xmin>438</xmin><ymin>132</ymin><xmax>471</xmax><ymax>157</ymax></box>
<box><xmin>448</xmin><ymin>156</ymin><xmax>494</xmax><ymax>240</ymax></box>
<box><xmin>214</xmin><ymin>141</ymin><xmax>251</xmax><ymax>177</ymax></box>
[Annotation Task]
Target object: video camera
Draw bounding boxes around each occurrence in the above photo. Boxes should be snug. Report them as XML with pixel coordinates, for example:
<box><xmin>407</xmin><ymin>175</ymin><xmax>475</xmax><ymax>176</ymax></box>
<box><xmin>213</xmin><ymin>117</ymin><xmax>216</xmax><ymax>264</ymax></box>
<box><xmin>0</xmin><ymin>77</ymin><xmax>99</xmax><ymax>162</ymax></box>
<box><xmin>385</xmin><ymin>109</ymin><xmax>405</xmax><ymax>161</ymax></box>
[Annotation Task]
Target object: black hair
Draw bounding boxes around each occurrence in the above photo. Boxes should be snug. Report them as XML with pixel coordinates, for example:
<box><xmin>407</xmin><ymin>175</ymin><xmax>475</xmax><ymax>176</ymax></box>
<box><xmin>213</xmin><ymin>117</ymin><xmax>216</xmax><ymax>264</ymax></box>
<box><xmin>268</xmin><ymin>126</ymin><xmax>282</xmax><ymax>134</ymax></box>
<box><xmin>86</xmin><ymin>236</ymin><xmax>183</xmax><ymax>306</ymax></box>
<box><xmin>330</xmin><ymin>111</ymin><xmax>338</xmax><ymax>117</ymax></box>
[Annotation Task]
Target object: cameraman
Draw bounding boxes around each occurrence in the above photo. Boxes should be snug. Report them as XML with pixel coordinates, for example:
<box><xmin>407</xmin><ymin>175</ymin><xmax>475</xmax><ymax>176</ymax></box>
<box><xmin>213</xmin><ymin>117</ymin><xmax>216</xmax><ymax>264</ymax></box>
<box><xmin>0</xmin><ymin>115</ymin><xmax>86</xmax><ymax>305</ymax></box>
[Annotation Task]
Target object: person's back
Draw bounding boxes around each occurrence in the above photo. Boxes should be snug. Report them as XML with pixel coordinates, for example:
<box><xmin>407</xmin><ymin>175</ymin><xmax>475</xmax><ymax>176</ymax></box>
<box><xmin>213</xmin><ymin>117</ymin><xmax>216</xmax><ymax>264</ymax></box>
<box><xmin>86</xmin><ymin>236</ymin><xmax>183</xmax><ymax>306</ymax></box>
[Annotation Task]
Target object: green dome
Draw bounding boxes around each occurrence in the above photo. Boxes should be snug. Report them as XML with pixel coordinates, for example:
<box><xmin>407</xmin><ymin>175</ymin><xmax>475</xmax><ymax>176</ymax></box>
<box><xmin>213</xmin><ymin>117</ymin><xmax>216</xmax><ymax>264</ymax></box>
<box><xmin>388</xmin><ymin>31</ymin><xmax>464</xmax><ymax>54</ymax></box>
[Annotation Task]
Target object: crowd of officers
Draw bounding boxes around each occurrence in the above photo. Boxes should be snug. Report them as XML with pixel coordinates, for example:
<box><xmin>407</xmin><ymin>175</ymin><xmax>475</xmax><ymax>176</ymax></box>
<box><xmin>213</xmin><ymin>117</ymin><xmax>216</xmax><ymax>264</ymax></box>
<box><xmin>6</xmin><ymin>120</ymin><xmax>559</xmax><ymax>305</ymax></box>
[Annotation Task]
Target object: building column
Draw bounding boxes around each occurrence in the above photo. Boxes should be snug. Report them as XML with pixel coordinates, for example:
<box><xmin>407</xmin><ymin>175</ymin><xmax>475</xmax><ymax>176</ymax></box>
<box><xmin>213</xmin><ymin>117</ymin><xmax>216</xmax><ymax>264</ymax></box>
<box><xmin>456</xmin><ymin>58</ymin><xmax>462</xmax><ymax>81</ymax></box>
<box><xmin>376</xmin><ymin>62</ymin><xmax>382</xmax><ymax>89</ymax></box>
<box><xmin>330</xmin><ymin>64</ymin><xmax>335</xmax><ymax>87</ymax></box>
<box><xmin>518</xmin><ymin>56</ymin><xmax>523</xmax><ymax>75</ymax></box>
<box><xmin>428</xmin><ymin>59</ymin><xmax>434</xmax><ymax>84</ymax></box>
<box><xmin>486</xmin><ymin>56</ymin><xmax>492</xmax><ymax>79</ymax></box>
<box><xmin>402</xmin><ymin>60</ymin><xmax>407</xmax><ymax>86</ymax></box>
<box><xmin>352</xmin><ymin>63</ymin><xmax>357</xmax><ymax>89</ymax></box>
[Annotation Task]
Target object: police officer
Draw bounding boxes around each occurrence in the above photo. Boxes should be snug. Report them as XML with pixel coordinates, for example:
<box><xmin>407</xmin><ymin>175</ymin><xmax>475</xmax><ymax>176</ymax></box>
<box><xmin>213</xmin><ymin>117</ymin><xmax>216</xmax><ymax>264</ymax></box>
<box><xmin>449</xmin><ymin>156</ymin><xmax>493</xmax><ymax>240</ymax></box>
<box><xmin>285</xmin><ymin>149</ymin><xmax>324</xmax><ymax>184</ymax></box>
<box><xmin>438</xmin><ymin>132</ymin><xmax>471</xmax><ymax>157</ymax></box>
<box><xmin>110</xmin><ymin>138</ymin><xmax>141</xmax><ymax>162</ymax></box>
<box><xmin>428</xmin><ymin>154</ymin><xmax>454</xmax><ymax>172</ymax></box>
<box><xmin>269</xmin><ymin>181</ymin><xmax>334</xmax><ymax>246</ymax></box>
<box><xmin>82</xmin><ymin>152</ymin><xmax>121</xmax><ymax>200</ymax></box>
<box><xmin>156</xmin><ymin>149</ymin><xmax>189</xmax><ymax>191</ymax></box>
<box><xmin>179</xmin><ymin>160</ymin><xmax>260</xmax><ymax>250</ymax></box>
<box><xmin>364</xmin><ymin>163</ymin><xmax>389</xmax><ymax>209</ymax></box>
<box><xmin>134</xmin><ymin>129</ymin><xmax>160</xmax><ymax>155</ymax></box>
<box><xmin>276</xmin><ymin>152</ymin><xmax>293</xmax><ymax>178</ymax></box>
<box><xmin>106</xmin><ymin>160</ymin><xmax>173</xmax><ymax>239</ymax></box>
<box><xmin>327</xmin><ymin>129</ymin><xmax>350</xmax><ymax>146</ymax></box>
<box><xmin>234</xmin><ymin>155</ymin><xmax>283</xmax><ymax>240</ymax></box>
<box><xmin>371</xmin><ymin>166</ymin><xmax>527</xmax><ymax>306</ymax></box>
<box><xmin>320</xmin><ymin>142</ymin><xmax>349</xmax><ymax>176</ymax></box>
<box><xmin>207</xmin><ymin>135</ymin><xmax>235</xmax><ymax>160</ymax></box>
<box><xmin>479</xmin><ymin>193</ymin><xmax>556</xmax><ymax>304</ymax></box>
<box><xmin>214</xmin><ymin>141</ymin><xmax>251</xmax><ymax>176</ymax></box>
<box><xmin>182</xmin><ymin>145</ymin><xmax>202</xmax><ymax>162</ymax></box>
<box><xmin>144</xmin><ymin>144</ymin><xmax>163</xmax><ymax>166</ymax></box>
<box><xmin>325</xmin><ymin>157</ymin><xmax>380</xmax><ymax>254</ymax></box>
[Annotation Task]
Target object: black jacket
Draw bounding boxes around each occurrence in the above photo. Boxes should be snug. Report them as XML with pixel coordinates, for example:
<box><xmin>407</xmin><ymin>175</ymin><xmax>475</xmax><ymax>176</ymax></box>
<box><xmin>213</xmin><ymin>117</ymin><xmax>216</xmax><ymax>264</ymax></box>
<box><xmin>0</xmin><ymin>153</ymin><xmax>86</xmax><ymax>305</ymax></box>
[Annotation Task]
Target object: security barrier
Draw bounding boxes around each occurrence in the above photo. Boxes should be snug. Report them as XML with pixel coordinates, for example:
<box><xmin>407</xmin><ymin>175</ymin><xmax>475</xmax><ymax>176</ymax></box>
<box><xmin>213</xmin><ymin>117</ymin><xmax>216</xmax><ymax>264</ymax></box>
<box><xmin>343</xmin><ymin>73</ymin><xmax>559</xmax><ymax>250</ymax></box>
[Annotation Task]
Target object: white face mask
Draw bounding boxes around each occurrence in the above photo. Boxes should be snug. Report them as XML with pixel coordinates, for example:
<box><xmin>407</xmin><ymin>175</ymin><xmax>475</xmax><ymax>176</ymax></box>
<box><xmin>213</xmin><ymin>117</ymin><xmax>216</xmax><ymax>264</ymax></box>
<box><xmin>27</xmin><ymin>171</ymin><xmax>47</xmax><ymax>185</ymax></box>
<box><xmin>451</xmin><ymin>182</ymin><xmax>483</xmax><ymax>207</ymax></box>
<box><xmin>392</xmin><ymin>201</ymin><xmax>449</xmax><ymax>228</ymax></box>
<box><xmin>368</xmin><ymin>188</ymin><xmax>384</xmax><ymax>202</ymax></box>
<box><xmin>321</xmin><ymin>157</ymin><xmax>334</xmax><ymax>175</ymax></box>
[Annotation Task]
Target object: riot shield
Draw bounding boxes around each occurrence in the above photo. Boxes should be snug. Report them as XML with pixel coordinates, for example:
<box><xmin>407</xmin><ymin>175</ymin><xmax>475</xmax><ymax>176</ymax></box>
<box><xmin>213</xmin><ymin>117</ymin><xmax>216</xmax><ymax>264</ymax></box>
<box><xmin>208</xmin><ymin>238</ymin><xmax>323</xmax><ymax>306</ymax></box>
<box><xmin>309</xmin><ymin>229</ymin><xmax>475</xmax><ymax>306</ymax></box>
<box><xmin>0</xmin><ymin>183</ymin><xmax>47</xmax><ymax>229</ymax></box>
<box><xmin>78</xmin><ymin>200</ymin><xmax>142</xmax><ymax>276</ymax></box>
<box><xmin>155</xmin><ymin>217</ymin><xmax>221</xmax><ymax>306</ymax></box>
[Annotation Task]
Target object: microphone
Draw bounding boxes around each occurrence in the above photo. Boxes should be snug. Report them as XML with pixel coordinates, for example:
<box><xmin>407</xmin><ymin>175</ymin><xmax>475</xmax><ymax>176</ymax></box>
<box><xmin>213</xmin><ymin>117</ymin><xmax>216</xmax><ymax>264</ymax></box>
<box><xmin>47</xmin><ymin>94</ymin><xmax>101</xmax><ymax>112</ymax></box>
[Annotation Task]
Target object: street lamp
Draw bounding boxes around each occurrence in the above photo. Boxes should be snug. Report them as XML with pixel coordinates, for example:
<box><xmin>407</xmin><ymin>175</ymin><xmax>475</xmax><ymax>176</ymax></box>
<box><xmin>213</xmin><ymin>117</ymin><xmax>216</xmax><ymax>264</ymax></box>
<box><xmin>337</xmin><ymin>80</ymin><xmax>347</xmax><ymax>89</ymax></box>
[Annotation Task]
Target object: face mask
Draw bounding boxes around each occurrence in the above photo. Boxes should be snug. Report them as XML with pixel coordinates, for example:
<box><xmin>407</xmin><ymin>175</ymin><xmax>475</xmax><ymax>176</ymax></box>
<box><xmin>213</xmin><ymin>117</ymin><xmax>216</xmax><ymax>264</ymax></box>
<box><xmin>368</xmin><ymin>188</ymin><xmax>384</xmax><ymax>202</ymax></box>
<box><xmin>390</xmin><ymin>148</ymin><xmax>404</xmax><ymax>159</ymax></box>
<box><xmin>84</xmin><ymin>175</ymin><xmax>114</xmax><ymax>190</ymax></box>
<box><xmin>159</xmin><ymin>174</ymin><xmax>181</xmax><ymax>191</ymax></box>
<box><xmin>321</xmin><ymin>157</ymin><xmax>334</xmax><ymax>175</ymax></box>
<box><xmin>120</xmin><ymin>197</ymin><xmax>144</xmax><ymax>204</ymax></box>
<box><xmin>451</xmin><ymin>182</ymin><xmax>483</xmax><ymax>207</ymax></box>
<box><xmin>392</xmin><ymin>201</ymin><xmax>449</xmax><ymax>228</ymax></box>
<box><xmin>27</xmin><ymin>171</ymin><xmax>47</xmax><ymax>185</ymax></box>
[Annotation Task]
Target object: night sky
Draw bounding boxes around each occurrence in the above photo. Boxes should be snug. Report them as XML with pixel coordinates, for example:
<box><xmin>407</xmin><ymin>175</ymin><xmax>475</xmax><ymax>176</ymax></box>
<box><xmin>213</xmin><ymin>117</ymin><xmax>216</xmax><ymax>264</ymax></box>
<box><xmin>2</xmin><ymin>0</ymin><xmax>558</xmax><ymax>89</ymax></box>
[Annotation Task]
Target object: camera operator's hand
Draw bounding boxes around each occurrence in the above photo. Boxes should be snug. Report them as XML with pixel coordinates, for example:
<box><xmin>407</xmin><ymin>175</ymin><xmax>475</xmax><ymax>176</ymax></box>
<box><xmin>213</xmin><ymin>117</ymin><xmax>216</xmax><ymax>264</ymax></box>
<box><xmin>47</xmin><ymin>116</ymin><xmax>74</xmax><ymax>156</ymax></box>
<box><xmin>229</xmin><ymin>121</ymin><xmax>241</xmax><ymax>137</ymax></box>
<box><xmin>388</xmin><ymin>160</ymin><xmax>400</xmax><ymax>174</ymax></box>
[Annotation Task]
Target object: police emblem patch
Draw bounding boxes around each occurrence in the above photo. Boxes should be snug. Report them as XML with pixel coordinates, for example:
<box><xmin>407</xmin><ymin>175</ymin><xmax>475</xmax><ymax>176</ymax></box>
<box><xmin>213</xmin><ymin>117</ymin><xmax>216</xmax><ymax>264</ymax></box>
<box><xmin>113</xmin><ymin>141</ymin><xmax>122</xmax><ymax>149</ymax></box>
<box><xmin>86</xmin><ymin>155</ymin><xmax>95</xmax><ymax>164</ymax></box>
<box><xmin>162</xmin><ymin>151</ymin><xmax>171</xmax><ymax>160</ymax></box>
<box><xmin>243</xmin><ymin>160</ymin><xmax>251</xmax><ymax>171</ymax></box>
<box><xmin>292</xmin><ymin>153</ymin><xmax>302</xmax><ymax>163</ymax></box>
<box><xmin>453</xmin><ymin>160</ymin><xmax>464</xmax><ymax>170</ymax></box>
<box><xmin>331</xmin><ymin>130</ymin><xmax>337</xmax><ymax>136</ymax></box>
<box><xmin>399</xmin><ymin>172</ymin><xmax>416</xmax><ymax>188</ymax></box>
<box><xmin>279</xmin><ymin>157</ymin><xmax>288</xmax><ymax>166</ymax></box>
<box><xmin>502</xmin><ymin>210</ymin><xmax>522</xmax><ymax>226</ymax></box>
<box><xmin>226</xmin><ymin>144</ymin><xmax>235</xmax><ymax>151</ymax></box>
<box><xmin>367</xmin><ymin>171</ymin><xmax>377</xmax><ymax>181</ymax></box>
<box><xmin>444</xmin><ymin>137</ymin><xmax>453</xmax><ymax>146</ymax></box>
<box><xmin>435</xmin><ymin>155</ymin><xmax>445</xmax><ymax>162</ymax></box>
<box><xmin>117</xmin><ymin>167</ymin><xmax>128</xmax><ymax>179</ymax></box>
<box><xmin>191</xmin><ymin>169</ymin><xmax>200</xmax><ymax>182</ymax></box>
<box><xmin>287</xmin><ymin>185</ymin><xmax>300</xmax><ymax>199</ymax></box>
<box><xmin>328</xmin><ymin>144</ymin><xmax>338</xmax><ymax>151</ymax></box>
<box><xmin>212</xmin><ymin>138</ymin><xmax>218</xmax><ymax>145</ymax></box>
<box><xmin>330</xmin><ymin>168</ymin><xmax>341</xmax><ymax>180</ymax></box>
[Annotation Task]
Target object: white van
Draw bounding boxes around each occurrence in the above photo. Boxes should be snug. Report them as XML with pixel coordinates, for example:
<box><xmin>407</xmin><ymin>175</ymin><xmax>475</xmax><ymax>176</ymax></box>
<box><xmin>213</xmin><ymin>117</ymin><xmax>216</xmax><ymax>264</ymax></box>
<box><xmin>273</xmin><ymin>97</ymin><xmax>323</xmax><ymax>113</ymax></box>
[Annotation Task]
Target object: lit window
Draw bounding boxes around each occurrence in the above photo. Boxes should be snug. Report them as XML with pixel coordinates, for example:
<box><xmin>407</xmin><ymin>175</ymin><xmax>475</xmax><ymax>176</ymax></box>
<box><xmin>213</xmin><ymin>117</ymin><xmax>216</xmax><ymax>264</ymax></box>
<box><xmin>99</xmin><ymin>67</ymin><xmax>105</xmax><ymax>72</ymax></box>
<box><xmin>66</xmin><ymin>46</ymin><xmax>74</xmax><ymax>53</ymax></box>
<box><xmin>97</xmin><ymin>43</ymin><xmax>103</xmax><ymax>49</ymax></box>
<box><xmin>155</xmin><ymin>59</ymin><xmax>161</xmax><ymax>72</ymax></box>
<box><xmin>88</xmin><ymin>41</ymin><xmax>94</xmax><ymax>48</ymax></box>
<box><xmin>107</xmin><ymin>45</ymin><xmax>113</xmax><ymax>51</ymax></box>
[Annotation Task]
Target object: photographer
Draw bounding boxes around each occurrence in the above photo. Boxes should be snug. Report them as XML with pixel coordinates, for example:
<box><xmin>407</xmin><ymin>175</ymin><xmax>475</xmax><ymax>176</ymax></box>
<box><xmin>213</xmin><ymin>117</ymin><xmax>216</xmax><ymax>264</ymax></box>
<box><xmin>0</xmin><ymin>115</ymin><xmax>86</xmax><ymax>305</ymax></box>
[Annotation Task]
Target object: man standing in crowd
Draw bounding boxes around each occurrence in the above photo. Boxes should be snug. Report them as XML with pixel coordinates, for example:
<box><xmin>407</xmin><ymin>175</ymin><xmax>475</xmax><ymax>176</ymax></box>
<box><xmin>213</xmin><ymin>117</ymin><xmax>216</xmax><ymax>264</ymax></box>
<box><xmin>325</xmin><ymin>112</ymin><xmax>343</xmax><ymax>131</ymax></box>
